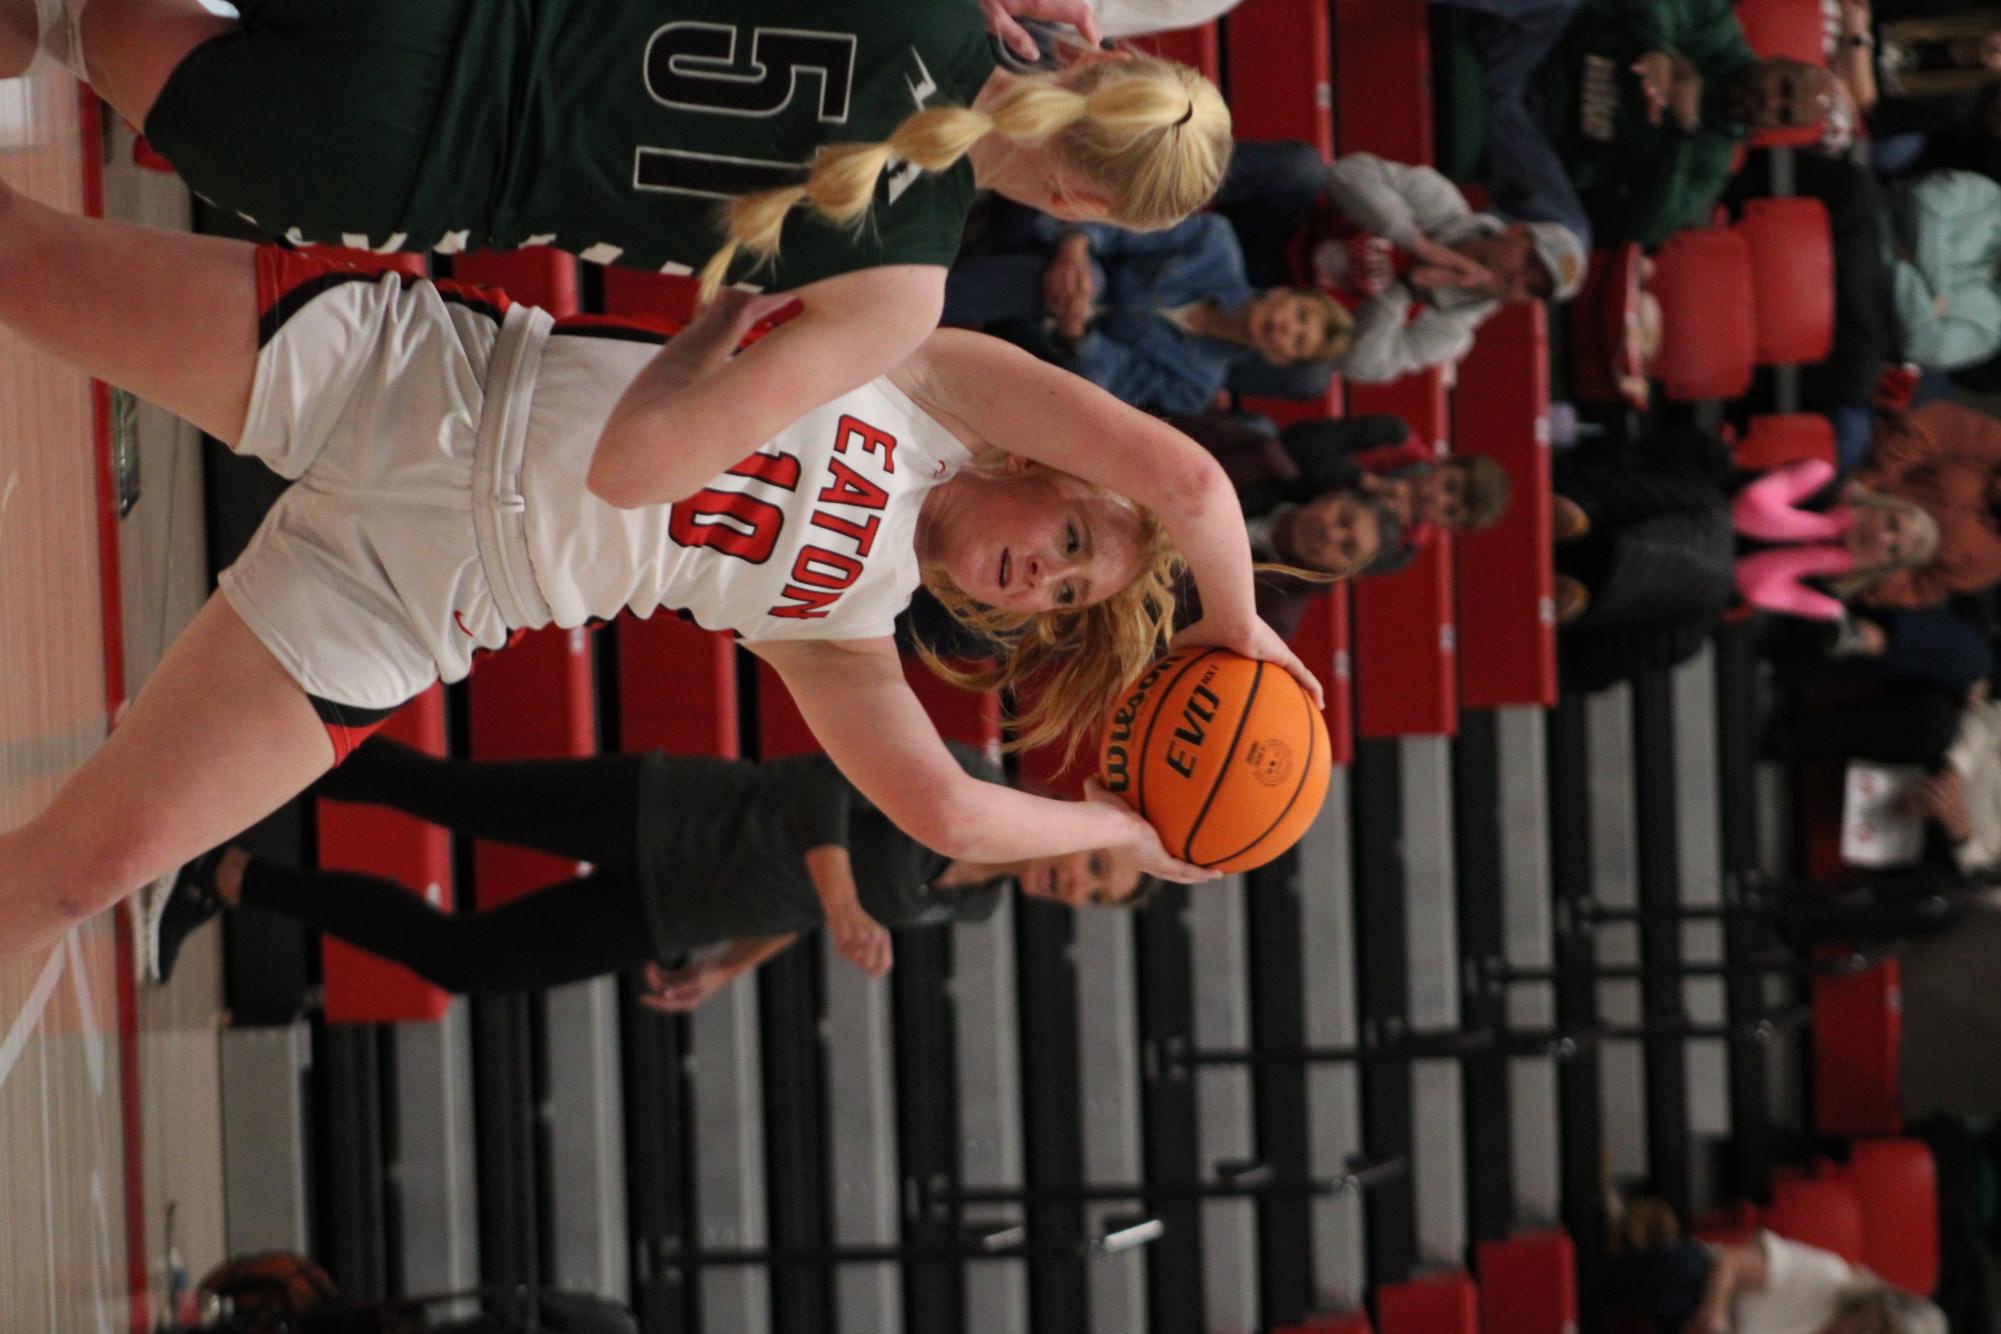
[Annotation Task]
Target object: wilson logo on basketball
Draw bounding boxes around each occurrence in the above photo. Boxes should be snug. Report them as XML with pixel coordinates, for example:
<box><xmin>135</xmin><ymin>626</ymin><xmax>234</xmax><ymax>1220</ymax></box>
<box><xmin>1244</xmin><ymin>738</ymin><xmax>1294</xmax><ymax>787</ymax></box>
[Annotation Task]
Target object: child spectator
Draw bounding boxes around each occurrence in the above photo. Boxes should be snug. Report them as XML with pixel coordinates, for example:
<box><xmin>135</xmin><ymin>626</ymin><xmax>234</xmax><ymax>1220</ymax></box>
<box><xmin>944</xmin><ymin>208</ymin><xmax>1349</xmax><ymax>414</ymax></box>
<box><xmin>1214</xmin><ymin>144</ymin><xmax>1586</xmax><ymax>385</ymax></box>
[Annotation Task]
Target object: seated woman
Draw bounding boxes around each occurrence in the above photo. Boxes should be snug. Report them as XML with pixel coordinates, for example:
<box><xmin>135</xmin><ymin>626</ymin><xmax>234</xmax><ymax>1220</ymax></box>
<box><xmin>1884</xmin><ymin>169</ymin><xmax>2001</xmax><ymax>372</ymax></box>
<box><xmin>145</xmin><ymin>737</ymin><xmax>1158</xmax><ymax>997</ymax></box>
<box><xmin>943</xmin><ymin>207</ymin><xmax>1349</xmax><ymax>414</ymax></box>
<box><xmin>0</xmin><ymin>181</ymin><xmax>1324</xmax><ymax>962</ymax></box>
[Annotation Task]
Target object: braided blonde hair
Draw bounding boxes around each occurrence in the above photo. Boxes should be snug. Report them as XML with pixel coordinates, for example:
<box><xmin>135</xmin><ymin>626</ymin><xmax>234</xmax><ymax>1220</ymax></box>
<box><xmin>916</xmin><ymin>506</ymin><xmax>1183</xmax><ymax>766</ymax></box>
<box><xmin>696</xmin><ymin>52</ymin><xmax>1231</xmax><ymax>301</ymax></box>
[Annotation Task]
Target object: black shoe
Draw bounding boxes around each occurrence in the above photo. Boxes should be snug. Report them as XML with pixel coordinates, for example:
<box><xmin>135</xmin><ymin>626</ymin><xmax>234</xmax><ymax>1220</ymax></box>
<box><xmin>142</xmin><ymin>848</ymin><xmax>226</xmax><ymax>985</ymax></box>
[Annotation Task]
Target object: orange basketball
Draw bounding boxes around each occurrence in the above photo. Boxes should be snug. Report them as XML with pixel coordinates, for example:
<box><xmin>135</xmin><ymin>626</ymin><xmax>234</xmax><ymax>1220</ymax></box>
<box><xmin>1097</xmin><ymin>647</ymin><xmax>1332</xmax><ymax>873</ymax></box>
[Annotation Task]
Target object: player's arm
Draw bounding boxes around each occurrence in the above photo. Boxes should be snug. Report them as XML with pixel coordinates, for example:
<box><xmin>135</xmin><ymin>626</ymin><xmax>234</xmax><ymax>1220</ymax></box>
<box><xmin>895</xmin><ymin>328</ymin><xmax>1323</xmax><ymax>703</ymax></box>
<box><xmin>586</xmin><ymin>265</ymin><xmax>945</xmax><ymax>509</ymax></box>
<box><xmin>748</xmin><ymin>636</ymin><xmax>1206</xmax><ymax>879</ymax></box>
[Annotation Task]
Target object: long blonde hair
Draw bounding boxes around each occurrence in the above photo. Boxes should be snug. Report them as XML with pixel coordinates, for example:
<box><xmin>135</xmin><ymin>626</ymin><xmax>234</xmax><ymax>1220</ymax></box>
<box><xmin>1831</xmin><ymin>483</ymin><xmax>1940</xmax><ymax>599</ymax></box>
<box><xmin>696</xmin><ymin>52</ymin><xmax>1232</xmax><ymax>301</ymax></box>
<box><xmin>916</xmin><ymin>506</ymin><xmax>1184</xmax><ymax>765</ymax></box>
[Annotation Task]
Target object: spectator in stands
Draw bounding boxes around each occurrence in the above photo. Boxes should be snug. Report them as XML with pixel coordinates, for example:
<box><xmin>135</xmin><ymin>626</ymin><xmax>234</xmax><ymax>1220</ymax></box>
<box><xmin>1449</xmin><ymin>0</ymin><xmax>1837</xmax><ymax>247</ymax></box>
<box><xmin>1212</xmin><ymin>144</ymin><xmax>1587</xmax><ymax>384</ymax></box>
<box><xmin>1552</xmin><ymin>431</ymin><xmax>1740</xmax><ymax>690</ymax></box>
<box><xmin>1852</xmin><ymin>401</ymin><xmax>2001</xmax><ymax>606</ymax></box>
<box><xmin>1732</xmin><ymin>460</ymin><xmax>1945</xmax><ymax>620</ymax></box>
<box><xmin>1882</xmin><ymin>169</ymin><xmax>2001</xmax><ymax>372</ymax></box>
<box><xmin>1167</xmin><ymin>410</ymin><xmax>1411</xmax><ymax>634</ymax></box>
<box><xmin>1601</xmin><ymin>1228</ymin><xmax>1948</xmax><ymax>1333</ymax></box>
<box><xmin>944</xmin><ymin>208</ymin><xmax>1350</xmax><ymax>413</ymax></box>
<box><xmin>143</xmin><ymin>737</ymin><xmax>1162</xmax><ymax>998</ymax></box>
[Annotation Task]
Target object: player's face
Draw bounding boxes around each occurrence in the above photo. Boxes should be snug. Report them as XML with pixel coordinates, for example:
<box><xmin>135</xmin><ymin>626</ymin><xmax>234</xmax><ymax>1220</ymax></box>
<box><xmin>1016</xmin><ymin>845</ymin><xmax>1144</xmax><ymax>907</ymax></box>
<box><xmin>943</xmin><ymin>468</ymin><xmax>1148</xmax><ymax>614</ymax></box>
<box><xmin>1282</xmin><ymin>493</ymin><xmax>1381</xmax><ymax>575</ymax></box>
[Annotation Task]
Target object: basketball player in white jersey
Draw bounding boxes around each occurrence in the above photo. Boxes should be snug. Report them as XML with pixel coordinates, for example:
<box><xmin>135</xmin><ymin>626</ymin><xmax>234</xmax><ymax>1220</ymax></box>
<box><xmin>0</xmin><ymin>182</ymin><xmax>1321</xmax><ymax>961</ymax></box>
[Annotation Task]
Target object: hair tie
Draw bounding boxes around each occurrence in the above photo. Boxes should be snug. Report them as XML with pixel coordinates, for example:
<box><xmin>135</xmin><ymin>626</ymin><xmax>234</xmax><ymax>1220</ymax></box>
<box><xmin>1173</xmin><ymin>100</ymin><xmax>1194</xmax><ymax>127</ymax></box>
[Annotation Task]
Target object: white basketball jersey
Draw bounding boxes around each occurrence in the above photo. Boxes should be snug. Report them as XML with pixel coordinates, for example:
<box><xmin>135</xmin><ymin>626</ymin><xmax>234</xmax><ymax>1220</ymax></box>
<box><xmin>516</xmin><ymin>328</ymin><xmax>972</xmax><ymax>641</ymax></box>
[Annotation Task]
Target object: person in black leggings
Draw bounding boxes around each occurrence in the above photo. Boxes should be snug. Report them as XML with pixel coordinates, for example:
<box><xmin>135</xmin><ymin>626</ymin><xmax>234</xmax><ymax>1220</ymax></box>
<box><xmin>143</xmin><ymin>736</ymin><xmax>1157</xmax><ymax>1009</ymax></box>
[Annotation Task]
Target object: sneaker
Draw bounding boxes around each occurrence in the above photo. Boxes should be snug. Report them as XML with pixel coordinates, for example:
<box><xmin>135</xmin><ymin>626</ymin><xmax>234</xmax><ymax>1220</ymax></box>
<box><xmin>141</xmin><ymin>848</ymin><xmax>226</xmax><ymax>985</ymax></box>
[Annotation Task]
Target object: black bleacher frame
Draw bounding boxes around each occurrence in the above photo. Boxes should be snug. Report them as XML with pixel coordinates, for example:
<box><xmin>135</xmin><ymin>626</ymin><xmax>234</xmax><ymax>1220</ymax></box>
<box><xmin>1631</xmin><ymin>670</ymin><xmax>1695</xmax><ymax>1219</ymax></box>
<box><xmin>1451</xmin><ymin>710</ymin><xmax>1517</xmax><ymax>1245</ymax></box>
<box><xmin>1350</xmin><ymin>738</ymin><xmax>1417</xmax><ymax>1289</ymax></box>
<box><xmin>1245</xmin><ymin>853</ymin><xmax>1316</xmax><ymax>1326</ymax></box>
<box><xmin>1134</xmin><ymin>885</ymin><xmax>1208</xmax><ymax>1332</ymax></box>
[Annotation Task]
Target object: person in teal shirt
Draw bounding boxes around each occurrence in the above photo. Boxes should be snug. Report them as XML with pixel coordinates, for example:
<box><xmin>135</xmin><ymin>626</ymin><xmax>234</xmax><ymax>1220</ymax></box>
<box><xmin>1539</xmin><ymin>0</ymin><xmax>1838</xmax><ymax>245</ymax></box>
<box><xmin>1885</xmin><ymin>169</ymin><xmax>2001</xmax><ymax>372</ymax></box>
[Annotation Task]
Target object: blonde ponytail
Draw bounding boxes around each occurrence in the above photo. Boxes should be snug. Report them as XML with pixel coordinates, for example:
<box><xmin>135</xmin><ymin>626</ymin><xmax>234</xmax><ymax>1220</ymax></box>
<box><xmin>695</xmin><ymin>51</ymin><xmax>1231</xmax><ymax>302</ymax></box>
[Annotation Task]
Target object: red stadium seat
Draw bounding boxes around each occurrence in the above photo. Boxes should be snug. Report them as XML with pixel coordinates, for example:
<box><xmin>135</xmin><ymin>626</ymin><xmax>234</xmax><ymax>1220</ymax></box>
<box><xmin>1454</xmin><ymin>302</ymin><xmax>1556</xmax><ymax>710</ymax></box>
<box><xmin>1734</xmin><ymin>413</ymin><xmax>1836</xmax><ymax>472</ymax></box>
<box><xmin>1332</xmin><ymin>0</ymin><xmax>1434</xmax><ymax>164</ymax></box>
<box><xmin>1476</xmin><ymin>1228</ymin><xmax>1578</xmax><ymax>1334</ymax></box>
<box><xmin>1735</xmin><ymin>0</ymin><xmax>1830</xmax><ymax>148</ymax></box>
<box><xmin>1650</xmin><ymin>228</ymin><xmax>1757</xmax><ymax>401</ymax></box>
<box><xmin>1226</xmin><ymin>0</ymin><xmax>1333</xmax><ymax>155</ymax></box>
<box><xmin>468</xmin><ymin>626</ymin><xmax>596</xmax><ymax>908</ymax></box>
<box><xmin>1814</xmin><ymin>960</ymin><xmax>1904</xmax><ymax>1138</ymax></box>
<box><xmin>1274</xmin><ymin>1316</ymin><xmax>1375</xmax><ymax>1334</ymax></box>
<box><xmin>1690</xmin><ymin>1201</ymin><xmax>1761</xmax><ymax>1247</ymax></box>
<box><xmin>616</xmin><ymin>616</ymin><xmax>740</xmax><ymax>758</ymax></box>
<box><xmin>1764</xmin><ymin>1176</ymin><xmax>1868</xmax><ymax>1265</ymax></box>
<box><xmin>1290</xmin><ymin>588</ymin><xmax>1355</xmax><ymax>768</ymax></box>
<box><xmin>1377</xmin><ymin>1271</ymin><xmax>1480</xmax><ymax>1333</ymax></box>
<box><xmin>1569</xmin><ymin>245</ymin><xmax>1648</xmax><ymax>406</ymax></box>
<box><xmin>1349</xmin><ymin>370</ymin><xmax>1456</xmax><ymax>737</ymax></box>
<box><xmin>1735</xmin><ymin>198</ymin><xmax>1835</xmax><ymax>366</ymax></box>
<box><xmin>756</xmin><ymin>657</ymin><xmax>1001</xmax><ymax>760</ymax></box>
<box><xmin>1844</xmin><ymin>1139</ymin><xmax>1940</xmax><ymax>1297</ymax></box>
<box><xmin>1131</xmin><ymin>23</ymin><xmax>1221</xmax><ymax>83</ymax></box>
<box><xmin>452</xmin><ymin>248</ymin><xmax>582</xmax><ymax>318</ymax></box>
<box><xmin>320</xmin><ymin>688</ymin><xmax>452</xmax><ymax>1023</ymax></box>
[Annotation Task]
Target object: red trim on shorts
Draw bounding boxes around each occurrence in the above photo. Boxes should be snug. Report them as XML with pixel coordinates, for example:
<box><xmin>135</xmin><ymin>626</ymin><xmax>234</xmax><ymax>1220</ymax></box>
<box><xmin>307</xmin><ymin>695</ymin><xmax>402</xmax><ymax>766</ymax></box>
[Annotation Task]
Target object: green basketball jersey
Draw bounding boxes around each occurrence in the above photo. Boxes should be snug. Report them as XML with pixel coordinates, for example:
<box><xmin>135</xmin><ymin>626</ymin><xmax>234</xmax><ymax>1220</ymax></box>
<box><xmin>150</xmin><ymin>0</ymin><xmax>996</xmax><ymax>291</ymax></box>
<box><xmin>481</xmin><ymin>0</ymin><xmax>997</xmax><ymax>286</ymax></box>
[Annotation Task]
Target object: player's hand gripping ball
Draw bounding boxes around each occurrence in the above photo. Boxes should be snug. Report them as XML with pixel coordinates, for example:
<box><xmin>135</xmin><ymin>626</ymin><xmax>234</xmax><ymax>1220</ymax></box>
<box><xmin>1098</xmin><ymin>648</ymin><xmax>1332</xmax><ymax>872</ymax></box>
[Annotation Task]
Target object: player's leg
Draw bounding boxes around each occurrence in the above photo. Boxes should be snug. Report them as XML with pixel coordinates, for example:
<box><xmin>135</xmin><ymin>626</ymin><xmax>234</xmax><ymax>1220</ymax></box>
<box><xmin>0</xmin><ymin>176</ymin><xmax>257</xmax><ymax>443</ymax></box>
<box><xmin>0</xmin><ymin>593</ymin><xmax>333</xmax><ymax>960</ymax></box>
<box><xmin>74</xmin><ymin>0</ymin><xmax>235</xmax><ymax>126</ymax></box>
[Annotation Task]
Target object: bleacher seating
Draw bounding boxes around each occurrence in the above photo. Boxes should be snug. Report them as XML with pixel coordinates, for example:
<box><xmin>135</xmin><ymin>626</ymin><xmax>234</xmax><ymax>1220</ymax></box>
<box><xmin>1350</xmin><ymin>371</ymin><xmax>1457</xmax><ymax>737</ymax></box>
<box><xmin>1814</xmin><ymin>960</ymin><xmax>1905</xmax><ymax>1138</ymax></box>
<box><xmin>1737</xmin><ymin>198</ymin><xmax>1834</xmax><ymax>366</ymax></box>
<box><xmin>1733</xmin><ymin>413</ymin><xmax>1836</xmax><ymax>473</ymax></box>
<box><xmin>1846</xmin><ymin>1139</ymin><xmax>1941</xmax><ymax>1297</ymax></box>
<box><xmin>1376</xmin><ymin>1271</ymin><xmax>1481</xmax><ymax>1333</ymax></box>
<box><xmin>1290</xmin><ymin>584</ymin><xmax>1356</xmax><ymax>768</ymax></box>
<box><xmin>1331</xmin><ymin>0</ymin><xmax>1434</xmax><ymax>164</ymax></box>
<box><xmin>318</xmin><ymin>687</ymin><xmax>452</xmax><ymax>1023</ymax></box>
<box><xmin>1275</xmin><ymin>1316</ymin><xmax>1375</xmax><ymax>1334</ymax></box>
<box><xmin>1763</xmin><ymin>1174</ymin><xmax>1870</xmax><ymax>1264</ymax></box>
<box><xmin>1650</xmin><ymin>227</ymin><xmax>1758</xmax><ymax>401</ymax></box>
<box><xmin>1454</xmin><ymin>303</ymin><xmax>1557</xmax><ymax>710</ymax></box>
<box><xmin>467</xmin><ymin>627</ymin><xmax>596</xmax><ymax>908</ymax></box>
<box><xmin>1130</xmin><ymin>22</ymin><xmax>1221</xmax><ymax>83</ymax></box>
<box><xmin>1225</xmin><ymin>0</ymin><xmax>1333</xmax><ymax>154</ymax></box>
<box><xmin>1476</xmin><ymin>1229</ymin><xmax>1578</xmax><ymax>1334</ymax></box>
<box><xmin>616</xmin><ymin>616</ymin><xmax>740</xmax><ymax>758</ymax></box>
